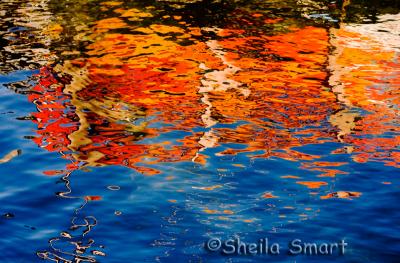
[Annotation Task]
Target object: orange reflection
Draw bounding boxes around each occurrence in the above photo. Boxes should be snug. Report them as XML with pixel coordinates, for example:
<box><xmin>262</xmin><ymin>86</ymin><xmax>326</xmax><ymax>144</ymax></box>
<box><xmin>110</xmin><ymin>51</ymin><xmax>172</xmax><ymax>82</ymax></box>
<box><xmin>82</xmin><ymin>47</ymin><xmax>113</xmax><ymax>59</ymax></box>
<box><xmin>25</xmin><ymin>5</ymin><xmax>398</xmax><ymax>202</ymax></box>
<box><xmin>28</xmin><ymin>9</ymin><xmax>344</xmax><ymax>177</ymax></box>
<box><xmin>329</xmin><ymin>15</ymin><xmax>400</xmax><ymax>168</ymax></box>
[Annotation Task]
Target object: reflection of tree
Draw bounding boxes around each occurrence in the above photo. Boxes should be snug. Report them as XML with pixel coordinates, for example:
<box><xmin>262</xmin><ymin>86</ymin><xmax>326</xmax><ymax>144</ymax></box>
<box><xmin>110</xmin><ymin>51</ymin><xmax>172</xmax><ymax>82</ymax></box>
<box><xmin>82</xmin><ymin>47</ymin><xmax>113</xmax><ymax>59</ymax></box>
<box><xmin>27</xmin><ymin>1</ymin><xmax>380</xmax><ymax>172</ymax></box>
<box><xmin>27</xmin><ymin>6</ymin><xmax>344</xmax><ymax>174</ymax></box>
<box><xmin>2</xmin><ymin>0</ymin><xmax>396</xmax><ymax>200</ymax></box>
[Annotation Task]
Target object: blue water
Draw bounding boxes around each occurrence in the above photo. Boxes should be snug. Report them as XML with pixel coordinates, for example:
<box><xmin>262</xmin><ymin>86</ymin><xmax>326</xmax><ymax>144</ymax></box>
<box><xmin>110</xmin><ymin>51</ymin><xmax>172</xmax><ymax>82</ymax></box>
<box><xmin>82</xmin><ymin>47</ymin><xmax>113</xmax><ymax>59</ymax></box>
<box><xmin>0</xmin><ymin>0</ymin><xmax>399</xmax><ymax>262</ymax></box>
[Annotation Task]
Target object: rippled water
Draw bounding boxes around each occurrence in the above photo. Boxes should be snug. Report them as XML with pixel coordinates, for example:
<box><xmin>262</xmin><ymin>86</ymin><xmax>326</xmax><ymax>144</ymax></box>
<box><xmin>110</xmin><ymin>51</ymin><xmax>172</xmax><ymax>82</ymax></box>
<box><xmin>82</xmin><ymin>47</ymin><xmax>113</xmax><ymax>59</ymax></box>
<box><xmin>0</xmin><ymin>0</ymin><xmax>399</xmax><ymax>262</ymax></box>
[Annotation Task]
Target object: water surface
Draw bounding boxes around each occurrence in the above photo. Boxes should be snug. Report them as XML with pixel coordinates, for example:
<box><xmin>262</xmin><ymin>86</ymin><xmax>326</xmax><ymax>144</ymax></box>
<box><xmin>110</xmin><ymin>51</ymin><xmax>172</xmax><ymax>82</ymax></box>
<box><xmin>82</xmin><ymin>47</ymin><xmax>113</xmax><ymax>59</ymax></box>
<box><xmin>0</xmin><ymin>0</ymin><xmax>399</xmax><ymax>262</ymax></box>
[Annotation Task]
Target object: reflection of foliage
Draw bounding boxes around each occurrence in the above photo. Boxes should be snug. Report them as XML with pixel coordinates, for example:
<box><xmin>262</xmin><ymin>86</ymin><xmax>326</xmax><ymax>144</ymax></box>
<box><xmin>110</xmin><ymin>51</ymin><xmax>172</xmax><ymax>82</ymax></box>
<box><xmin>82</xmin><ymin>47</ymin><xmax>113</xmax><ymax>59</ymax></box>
<box><xmin>26</xmin><ymin>7</ymin><xmax>340</xmax><ymax>174</ymax></box>
<box><xmin>2</xmin><ymin>0</ymin><xmax>398</xmax><ymax>172</ymax></box>
<box><xmin>16</xmin><ymin>0</ymin><xmax>398</xmax><ymax>173</ymax></box>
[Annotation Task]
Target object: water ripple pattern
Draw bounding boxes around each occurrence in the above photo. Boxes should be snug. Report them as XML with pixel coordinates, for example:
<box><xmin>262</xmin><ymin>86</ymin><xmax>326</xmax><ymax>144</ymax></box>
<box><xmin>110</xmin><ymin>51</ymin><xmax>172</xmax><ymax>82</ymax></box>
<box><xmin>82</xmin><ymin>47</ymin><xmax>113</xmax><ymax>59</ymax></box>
<box><xmin>0</xmin><ymin>0</ymin><xmax>399</xmax><ymax>262</ymax></box>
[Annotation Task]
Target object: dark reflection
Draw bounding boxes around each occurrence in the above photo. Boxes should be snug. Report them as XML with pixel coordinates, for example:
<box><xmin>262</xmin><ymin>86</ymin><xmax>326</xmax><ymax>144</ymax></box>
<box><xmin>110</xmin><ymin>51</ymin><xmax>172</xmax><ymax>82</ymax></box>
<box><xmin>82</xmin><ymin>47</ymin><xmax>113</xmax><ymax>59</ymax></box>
<box><xmin>342</xmin><ymin>0</ymin><xmax>400</xmax><ymax>23</ymax></box>
<box><xmin>0</xmin><ymin>0</ymin><xmax>55</xmax><ymax>72</ymax></box>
